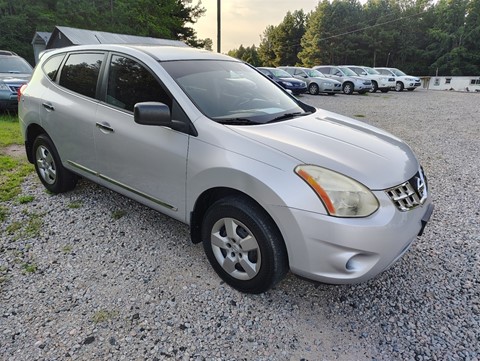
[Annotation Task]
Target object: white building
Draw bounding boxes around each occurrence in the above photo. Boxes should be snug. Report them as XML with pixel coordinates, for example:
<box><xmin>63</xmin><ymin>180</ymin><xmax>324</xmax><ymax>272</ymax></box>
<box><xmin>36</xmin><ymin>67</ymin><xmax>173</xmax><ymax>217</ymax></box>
<box><xmin>420</xmin><ymin>76</ymin><xmax>480</xmax><ymax>92</ymax></box>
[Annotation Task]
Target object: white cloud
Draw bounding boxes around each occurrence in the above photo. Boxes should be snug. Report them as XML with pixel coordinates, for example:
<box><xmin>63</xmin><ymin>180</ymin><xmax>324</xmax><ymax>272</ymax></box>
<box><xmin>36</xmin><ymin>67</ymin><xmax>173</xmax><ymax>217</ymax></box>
<box><xmin>193</xmin><ymin>0</ymin><xmax>319</xmax><ymax>52</ymax></box>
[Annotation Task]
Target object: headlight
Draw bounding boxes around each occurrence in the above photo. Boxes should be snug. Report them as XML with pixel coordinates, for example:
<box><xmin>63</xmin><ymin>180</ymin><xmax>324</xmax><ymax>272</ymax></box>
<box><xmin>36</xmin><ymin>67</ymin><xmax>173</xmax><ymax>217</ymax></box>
<box><xmin>0</xmin><ymin>83</ymin><xmax>9</xmax><ymax>90</ymax></box>
<box><xmin>295</xmin><ymin>165</ymin><xmax>379</xmax><ymax>217</ymax></box>
<box><xmin>283</xmin><ymin>82</ymin><xmax>293</xmax><ymax>87</ymax></box>
<box><xmin>323</xmin><ymin>82</ymin><xmax>332</xmax><ymax>87</ymax></box>
<box><xmin>405</xmin><ymin>78</ymin><xmax>414</xmax><ymax>81</ymax></box>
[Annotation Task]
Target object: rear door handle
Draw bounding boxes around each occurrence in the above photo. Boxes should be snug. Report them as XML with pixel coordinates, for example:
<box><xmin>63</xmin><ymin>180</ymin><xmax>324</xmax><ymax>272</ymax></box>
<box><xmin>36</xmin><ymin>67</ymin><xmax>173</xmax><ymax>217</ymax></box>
<box><xmin>42</xmin><ymin>103</ymin><xmax>55</xmax><ymax>111</ymax></box>
<box><xmin>96</xmin><ymin>122</ymin><xmax>114</xmax><ymax>133</ymax></box>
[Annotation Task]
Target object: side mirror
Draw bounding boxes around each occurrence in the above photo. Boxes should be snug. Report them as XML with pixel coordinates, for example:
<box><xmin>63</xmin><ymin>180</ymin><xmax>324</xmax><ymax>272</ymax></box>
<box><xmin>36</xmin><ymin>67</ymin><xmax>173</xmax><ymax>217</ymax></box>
<box><xmin>134</xmin><ymin>102</ymin><xmax>189</xmax><ymax>133</ymax></box>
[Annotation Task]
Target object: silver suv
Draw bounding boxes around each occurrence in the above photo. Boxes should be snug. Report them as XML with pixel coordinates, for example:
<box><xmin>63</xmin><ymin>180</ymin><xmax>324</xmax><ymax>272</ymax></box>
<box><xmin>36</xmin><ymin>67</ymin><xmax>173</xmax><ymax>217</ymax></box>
<box><xmin>313</xmin><ymin>65</ymin><xmax>372</xmax><ymax>94</ymax></box>
<box><xmin>19</xmin><ymin>44</ymin><xmax>433</xmax><ymax>293</ymax></box>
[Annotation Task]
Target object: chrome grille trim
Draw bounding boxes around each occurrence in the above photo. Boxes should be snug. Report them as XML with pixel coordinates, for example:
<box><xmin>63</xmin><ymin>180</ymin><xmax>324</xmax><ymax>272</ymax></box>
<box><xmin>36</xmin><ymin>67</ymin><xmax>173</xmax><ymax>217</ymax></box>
<box><xmin>386</xmin><ymin>169</ymin><xmax>428</xmax><ymax>212</ymax></box>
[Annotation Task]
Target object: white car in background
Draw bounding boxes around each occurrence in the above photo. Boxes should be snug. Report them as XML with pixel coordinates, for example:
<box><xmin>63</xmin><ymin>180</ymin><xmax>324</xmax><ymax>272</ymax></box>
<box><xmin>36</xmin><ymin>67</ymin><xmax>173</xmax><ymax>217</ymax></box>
<box><xmin>279</xmin><ymin>66</ymin><xmax>342</xmax><ymax>95</ymax></box>
<box><xmin>375</xmin><ymin>67</ymin><xmax>421</xmax><ymax>92</ymax></box>
<box><xmin>346</xmin><ymin>65</ymin><xmax>395</xmax><ymax>93</ymax></box>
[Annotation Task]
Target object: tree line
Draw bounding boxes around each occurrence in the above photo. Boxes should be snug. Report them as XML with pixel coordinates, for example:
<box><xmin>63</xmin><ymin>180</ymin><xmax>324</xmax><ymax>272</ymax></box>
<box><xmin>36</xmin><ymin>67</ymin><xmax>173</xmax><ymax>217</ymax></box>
<box><xmin>0</xmin><ymin>0</ymin><xmax>206</xmax><ymax>65</ymax></box>
<box><xmin>228</xmin><ymin>0</ymin><xmax>480</xmax><ymax>76</ymax></box>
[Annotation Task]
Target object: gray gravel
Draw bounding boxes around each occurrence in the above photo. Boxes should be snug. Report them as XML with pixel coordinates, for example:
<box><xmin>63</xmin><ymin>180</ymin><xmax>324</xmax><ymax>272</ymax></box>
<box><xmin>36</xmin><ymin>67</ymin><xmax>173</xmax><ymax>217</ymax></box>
<box><xmin>1</xmin><ymin>89</ymin><xmax>479</xmax><ymax>360</ymax></box>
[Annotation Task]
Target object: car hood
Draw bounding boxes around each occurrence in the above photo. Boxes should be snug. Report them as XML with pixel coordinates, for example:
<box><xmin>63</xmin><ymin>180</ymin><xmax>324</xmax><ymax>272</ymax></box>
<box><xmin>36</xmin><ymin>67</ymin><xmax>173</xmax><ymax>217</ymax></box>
<box><xmin>229</xmin><ymin>109</ymin><xmax>418</xmax><ymax>190</ymax></box>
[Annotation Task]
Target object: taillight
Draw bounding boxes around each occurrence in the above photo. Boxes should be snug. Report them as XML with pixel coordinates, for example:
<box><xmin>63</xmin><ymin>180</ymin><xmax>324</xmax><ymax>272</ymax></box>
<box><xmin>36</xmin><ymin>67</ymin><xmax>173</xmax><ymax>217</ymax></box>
<box><xmin>18</xmin><ymin>83</ymin><xmax>28</xmax><ymax>102</ymax></box>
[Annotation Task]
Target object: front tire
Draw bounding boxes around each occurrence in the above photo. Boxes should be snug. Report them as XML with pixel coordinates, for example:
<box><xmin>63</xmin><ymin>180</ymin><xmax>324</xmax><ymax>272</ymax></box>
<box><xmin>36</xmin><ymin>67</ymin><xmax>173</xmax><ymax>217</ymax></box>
<box><xmin>32</xmin><ymin>134</ymin><xmax>78</xmax><ymax>193</ymax></box>
<box><xmin>370</xmin><ymin>81</ymin><xmax>378</xmax><ymax>93</ymax></box>
<box><xmin>395</xmin><ymin>82</ymin><xmax>404</xmax><ymax>92</ymax></box>
<box><xmin>201</xmin><ymin>196</ymin><xmax>288</xmax><ymax>293</ymax></box>
<box><xmin>343</xmin><ymin>82</ymin><xmax>354</xmax><ymax>95</ymax></box>
<box><xmin>308</xmin><ymin>83</ymin><xmax>320</xmax><ymax>95</ymax></box>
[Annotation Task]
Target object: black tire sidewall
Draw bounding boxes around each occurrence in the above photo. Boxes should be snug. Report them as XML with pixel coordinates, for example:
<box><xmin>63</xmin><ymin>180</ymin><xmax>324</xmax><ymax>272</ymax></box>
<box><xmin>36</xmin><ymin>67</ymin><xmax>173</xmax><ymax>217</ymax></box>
<box><xmin>343</xmin><ymin>82</ymin><xmax>354</xmax><ymax>95</ymax></box>
<box><xmin>32</xmin><ymin>134</ymin><xmax>77</xmax><ymax>193</ymax></box>
<box><xmin>201</xmin><ymin>197</ymin><xmax>287</xmax><ymax>293</ymax></box>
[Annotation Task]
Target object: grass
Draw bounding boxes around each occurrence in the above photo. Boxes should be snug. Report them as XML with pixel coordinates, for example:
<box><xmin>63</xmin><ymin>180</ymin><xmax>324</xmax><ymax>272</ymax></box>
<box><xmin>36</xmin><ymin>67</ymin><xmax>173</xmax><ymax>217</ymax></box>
<box><xmin>112</xmin><ymin>210</ymin><xmax>127</xmax><ymax>220</ymax></box>
<box><xmin>68</xmin><ymin>201</ymin><xmax>83</xmax><ymax>209</ymax></box>
<box><xmin>0</xmin><ymin>205</ymin><xmax>7</xmax><ymax>221</ymax></box>
<box><xmin>18</xmin><ymin>195</ymin><xmax>34</xmax><ymax>204</ymax></box>
<box><xmin>92</xmin><ymin>309</ymin><xmax>118</xmax><ymax>324</ymax></box>
<box><xmin>0</xmin><ymin>114</ymin><xmax>23</xmax><ymax>146</ymax></box>
<box><xmin>22</xmin><ymin>262</ymin><xmax>37</xmax><ymax>273</ymax></box>
<box><xmin>354</xmin><ymin>114</ymin><xmax>366</xmax><ymax>118</ymax></box>
<box><xmin>0</xmin><ymin>115</ymin><xmax>35</xmax><ymax>203</ymax></box>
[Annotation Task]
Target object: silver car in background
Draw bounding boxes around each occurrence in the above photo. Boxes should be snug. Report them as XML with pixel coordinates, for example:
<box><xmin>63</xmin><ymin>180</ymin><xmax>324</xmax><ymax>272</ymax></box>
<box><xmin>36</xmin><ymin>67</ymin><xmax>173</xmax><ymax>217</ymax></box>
<box><xmin>279</xmin><ymin>66</ymin><xmax>342</xmax><ymax>95</ymax></box>
<box><xmin>19</xmin><ymin>44</ymin><xmax>433</xmax><ymax>293</ymax></box>
<box><xmin>314</xmin><ymin>65</ymin><xmax>373</xmax><ymax>94</ymax></box>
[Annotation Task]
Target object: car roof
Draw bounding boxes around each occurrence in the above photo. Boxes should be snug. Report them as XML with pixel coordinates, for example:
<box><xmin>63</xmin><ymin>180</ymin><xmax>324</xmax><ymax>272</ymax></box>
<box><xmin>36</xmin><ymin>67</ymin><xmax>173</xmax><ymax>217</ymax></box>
<box><xmin>0</xmin><ymin>50</ymin><xmax>17</xmax><ymax>56</ymax></box>
<box><xmin>42</xmin><ymin>44</ymin><xmax>236</xmax><ymax>63</ymax></box>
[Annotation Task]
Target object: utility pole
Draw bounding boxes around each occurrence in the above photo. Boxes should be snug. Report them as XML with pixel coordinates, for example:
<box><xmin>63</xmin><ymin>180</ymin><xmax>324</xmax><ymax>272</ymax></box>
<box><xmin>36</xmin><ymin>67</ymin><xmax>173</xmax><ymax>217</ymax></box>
<box><xmin>217</xmin><ymin>0</ymin><xmax>221</xmax><ymax>53</ymax></box>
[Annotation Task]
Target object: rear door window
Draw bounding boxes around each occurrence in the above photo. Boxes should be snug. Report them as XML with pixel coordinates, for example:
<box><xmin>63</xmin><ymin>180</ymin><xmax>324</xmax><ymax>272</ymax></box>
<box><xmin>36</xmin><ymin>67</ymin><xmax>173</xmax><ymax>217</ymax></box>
<box><xmin>59</xmin><ymin>53</ymin><xmax>104</xmax><ymax>98</ymax></box>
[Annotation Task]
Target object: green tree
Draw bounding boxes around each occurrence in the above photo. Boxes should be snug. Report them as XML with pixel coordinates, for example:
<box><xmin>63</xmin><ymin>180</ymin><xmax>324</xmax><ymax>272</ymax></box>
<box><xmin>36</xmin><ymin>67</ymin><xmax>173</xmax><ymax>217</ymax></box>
<box><xmin>257</xmin><ymin>10</ymin><xmax>306</xmax><ymax>66</ymax></box>
<box><xmin>228</xmin><ymin>44</ymin><xmax>260</xmax><ymax>66</ymax></box>
<box><xmin>0</xmin><ymin>0</ymin><xmax>206</xmax><ymax>64</ymax></box>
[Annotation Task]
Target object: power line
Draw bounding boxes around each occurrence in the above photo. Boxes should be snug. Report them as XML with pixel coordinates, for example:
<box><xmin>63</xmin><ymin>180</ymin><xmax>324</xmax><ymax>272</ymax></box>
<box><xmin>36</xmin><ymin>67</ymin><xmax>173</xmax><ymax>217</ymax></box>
<box><xmin>317</xmin><ymin>8</ymin><xmax>431</xmax><ymax>41</ymax></box>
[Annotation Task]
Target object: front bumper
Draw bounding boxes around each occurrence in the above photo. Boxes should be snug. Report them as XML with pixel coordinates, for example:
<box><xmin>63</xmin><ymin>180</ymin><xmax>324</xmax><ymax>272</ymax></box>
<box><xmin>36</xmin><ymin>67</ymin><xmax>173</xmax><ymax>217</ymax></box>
<box><xmin>271</xmin><ymin>193</ymin><xmax>433</xmax><ymax>284</ymax></box>
<box><xmin>0</xmin><ymin>91</ymin><xmax>19</xmax><ymax>110</ymax></box>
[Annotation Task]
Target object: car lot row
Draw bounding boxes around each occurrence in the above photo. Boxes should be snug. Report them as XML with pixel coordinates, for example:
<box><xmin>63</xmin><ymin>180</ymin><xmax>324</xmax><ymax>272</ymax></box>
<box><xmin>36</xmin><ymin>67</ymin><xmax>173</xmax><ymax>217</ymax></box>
<box><xmin>256</xmin><ymin>65</ymin><xmax>421</xmax><ymax>96</ymax></box>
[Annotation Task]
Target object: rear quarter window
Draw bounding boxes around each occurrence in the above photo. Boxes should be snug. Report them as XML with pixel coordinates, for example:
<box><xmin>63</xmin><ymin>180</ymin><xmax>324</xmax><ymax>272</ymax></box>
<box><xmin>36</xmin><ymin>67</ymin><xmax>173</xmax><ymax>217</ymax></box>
<box><xmin>42</xmin><ymin>54</ymin><xmax>66</xmax><ymax>81</ymax></box>
<box><xmin>59</xmin><ymin>53</ymin><xmax>104</xmax><ymax>98</ymax></box>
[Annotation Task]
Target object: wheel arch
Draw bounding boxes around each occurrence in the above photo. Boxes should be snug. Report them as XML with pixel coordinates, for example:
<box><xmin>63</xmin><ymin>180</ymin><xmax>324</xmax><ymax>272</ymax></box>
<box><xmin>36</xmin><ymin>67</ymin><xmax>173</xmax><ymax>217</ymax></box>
<box><xmin>189</xmin><ymin>187</ymin><xmax>284</xmax><ymax>247</ymax></box>
<box><xmin>25</xmin><ymin>123</ymin><xmax>48</xmax><ymax>163</ymax></box>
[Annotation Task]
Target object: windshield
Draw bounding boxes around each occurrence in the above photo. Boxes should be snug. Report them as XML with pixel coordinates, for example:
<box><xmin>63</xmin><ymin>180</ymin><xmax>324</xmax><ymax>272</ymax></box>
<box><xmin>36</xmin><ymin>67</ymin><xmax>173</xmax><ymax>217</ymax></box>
<box><xmin>391</xmin><ymin>68</ymin><xmax>407</xmax><ymax>76</ymax></box>
<box><xmin>339</xmin><ymin>67</ymin><xmax>357</xmax><ymax>76</ymax></box>
<box><xmin>0</xmin><ymin>57</ymin><xmax>33</xmax><ymax>74</ymax></box>
<box><xmin>162</xmin><ymin>60</ymin><xmax>311</xmax><ymax>125</ymax></box>
<box><xmin>365</xmin><ymin>67</ymin><xmax>380</xmax><ymax>75</ymax></box>
<box><xmin>270</xmin><ymin>68</ymin><xmax>293</xmax><ymax>78</ymax></box>
<box><xmin>306</xmin><ymin>69</ymin><xmax>325</xmax><ymax>77</ymax></box>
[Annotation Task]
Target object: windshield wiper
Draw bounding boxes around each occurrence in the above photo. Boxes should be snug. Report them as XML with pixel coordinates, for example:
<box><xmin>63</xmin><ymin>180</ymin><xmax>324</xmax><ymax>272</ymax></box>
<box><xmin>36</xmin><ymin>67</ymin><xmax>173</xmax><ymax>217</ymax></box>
<box><xmin>268</xmin><ymin>111</ymin><xmax>312</xmax><ymax>123</ymax></box>
<box><xmin>216</xmin><ymin>118</ymin><xmax>258</xmax><ymax>125</ymax></box>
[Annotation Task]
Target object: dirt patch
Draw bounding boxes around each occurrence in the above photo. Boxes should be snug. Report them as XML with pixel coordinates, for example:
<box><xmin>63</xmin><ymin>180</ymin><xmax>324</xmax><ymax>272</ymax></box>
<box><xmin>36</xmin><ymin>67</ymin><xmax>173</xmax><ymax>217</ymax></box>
<box><xmin>1</xmin><ymin>144</ymin><xmax>25</xmax><ymax>158</ymax></box>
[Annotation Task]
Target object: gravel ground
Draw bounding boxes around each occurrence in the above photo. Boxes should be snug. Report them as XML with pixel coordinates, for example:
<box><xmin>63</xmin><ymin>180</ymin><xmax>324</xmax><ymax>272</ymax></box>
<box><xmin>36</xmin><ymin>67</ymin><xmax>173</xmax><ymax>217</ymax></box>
<box><xmin>1</xmin><ymin>89</ymin><xmax>479</xmax><ymax>361</ymax></box>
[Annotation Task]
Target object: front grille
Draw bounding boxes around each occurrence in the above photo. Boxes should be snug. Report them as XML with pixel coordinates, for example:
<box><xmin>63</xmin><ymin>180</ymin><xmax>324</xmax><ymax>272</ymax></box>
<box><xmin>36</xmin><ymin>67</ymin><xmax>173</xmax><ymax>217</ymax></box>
<box><xmin>386</xmin><ymin>169</ymin><xmax>428</xmax><ymax>211</ymax></box>
<box><xmin>8</xmin><ymin>85</ymin><xmax>21</xmax><ymax>93</ymax></box>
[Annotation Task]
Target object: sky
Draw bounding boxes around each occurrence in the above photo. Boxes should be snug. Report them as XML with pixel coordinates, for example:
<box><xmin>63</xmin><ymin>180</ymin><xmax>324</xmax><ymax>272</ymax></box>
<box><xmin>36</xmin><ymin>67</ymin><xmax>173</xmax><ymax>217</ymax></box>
<box><xmin>193</xmin><ymin>0</ymin><xmax>320</xmax><ymax>53</ymax></box>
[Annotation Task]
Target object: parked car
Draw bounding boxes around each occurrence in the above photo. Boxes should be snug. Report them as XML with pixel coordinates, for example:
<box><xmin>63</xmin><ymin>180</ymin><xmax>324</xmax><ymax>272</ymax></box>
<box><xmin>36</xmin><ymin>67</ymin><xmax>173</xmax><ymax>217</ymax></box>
<box><xmin>313</xmin><ymin>65</ymin><xmax>372</xmax><ymax>94</ymax></box>
<box><xmin>346</xmin><ymin>65</ymin><xmax>395</xmax><ymax>93</ymax></box>
<box><xmin>374</xmin><ymin>67</ymin><xmax>421</xmax><ymax>91</ymax></box>
<box><xmin>19</xmin><ymin>44</ymin><xmax>433</xmax><ymax>294</ymax></box>
<box><xmin>257</xmin><ymin>67</ymin><xmax>307</xmax><ymax>95</ymax></box>
<box><xmin>279</xmin><ymin>66</ymin><xmax>342</xmax><ymax>95</ymax></box>
<box><xmin>0</xmin><ymin>52</ymin><xmax>33</xmax><ymax>111</ymax></box>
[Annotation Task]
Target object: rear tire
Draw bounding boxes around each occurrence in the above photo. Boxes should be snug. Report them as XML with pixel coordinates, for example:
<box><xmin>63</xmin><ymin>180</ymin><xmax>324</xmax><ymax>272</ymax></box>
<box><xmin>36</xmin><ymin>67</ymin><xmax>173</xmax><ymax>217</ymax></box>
<box><xmin>32</xmin><ymin>134</ymin><xmax>78</xmax><ymax>194</ymax></box>
<box><xmin>201</xmin><ymin>196</ymin><xmax>288</xmax><ymax>293</ymax></box>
